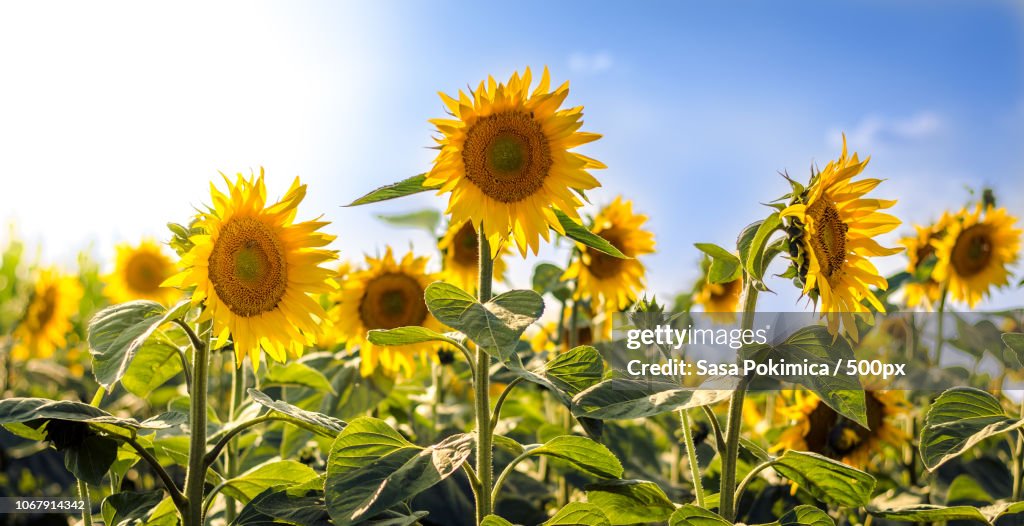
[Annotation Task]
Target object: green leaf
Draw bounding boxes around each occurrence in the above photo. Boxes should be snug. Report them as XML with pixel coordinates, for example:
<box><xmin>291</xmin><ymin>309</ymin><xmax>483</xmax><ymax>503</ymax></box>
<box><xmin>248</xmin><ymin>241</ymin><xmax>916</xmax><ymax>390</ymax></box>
<box><xmin>346</xmin><ymin>174</ymin><xmax>437</xmax><ymax>206</ymax></box>
<box><xmin>695</xmin><ymin>243</ymin><xmax>742</xmax><ymax>284</ymax></box>
<box><xmin>232</xmin><ymin>487</ymin><xmax>331</xmax><ymax>526</ymax></box>
<box><xmin>946</xmin><ymin>474</ymin><xmax>994</xmax><ymax>505</ymax></box>
<box><xmin>1003</xmin><ymin>333</ymin><xmax>1024</xmax><ymax>366</ymax></box>
<box><xmin>776</xmin><ymin>505</ymin><xmax>835</xmax><ymax>526</ymax></box>
<box><xmin>544</xmin><ymin>502</ymin><xmax>611</xmax><ymax>526</ymax></box>
<box><xmin>222</xmin><ymin>459</ymin><xmax>319</xmax><ymax>502</ymax></box>
<box><xmin>101</xmin><ymin>490</ymin><xmax>164</xmax><ymax>526</ymax></box>
<box><xmin>367</xmin><ymin>326</ymin><xmax>463</xmax><ymax>348</ymax></box>
<box><xmin>585</xmin><ymin>479</ymin><xmax>675</xmax><ymax>525</ymax></box>
<box><xmin>744</xmin><ymin>325</ymin><xmax>867</xmax><ymax>427</ymax></box>
<box><xmin>669</xmin><ymin>505</ymin><xmax>731</xmax><ymax>526</ymax></box>
<box><xmin>573</xmin><ymin>377</ymin><xmax>736</xmax><ymax>420</ymax></box>
<box><xmin>121</xmin><ymin>337</ymin><xmax>183</xmax><ymax>398</ymax></box>
<box><xmin>325</xmin><ymin>423</ymin><xmax>473</xmax><ymax>526</ymax></box>
<box><xmin>532</xmin><ymin>262</ymin><xmax>571</xmax><ymax>301</ymax></box>
<box><xmin>493</xmin><ymin>434</ymin><xmax>526</xmax><ymax>456</ymax></box>
<box><xmin>248</xmin><ymin>389</ymin><xmax>346</xmax><ymax>437</ymax></box>
<box><xmin>481</xmin><ymin>516</ymin><xmax>515</xmax><ymax>526</ymax></box>
<box><xmin>746</xmin><ymin>212</ymin><xmax>782</xmax><ymax>280</ymax></box>
<box><xmin>425</xmin><ymin>282</ymin><xmax>544</xmax><ymax>360</ymax></box>
<box><xmin>919</xmin><ymin>387</ymin><xmax>1024</xmax><ymax>471</ymax></box>
<box><xmin>65</xmin><ymin>434</ymin><xmax>119</xmax><ymax>485</ymax></box>
<box><xmin>542</xmin><ymin>345</ymin><xmax>604</xmax><ymax>396</ymax></box>
<box><xmin>375</xmin><ymin>209</ymin><xmax>441</xmax><ymax>232</ymax></box>
<box><xmin>555</xmin><ymin>209</ymin><xmax>628</xmax><ymax>258</ymax></box>
<box><xmin>867</xmin><ymin>497</ymin><xmax>987</xmax><ymax>523</ymax></box>
<box><xmin>773</xmin><ymin>450</ymin><xmax>875</xmax><ymax>507</ymax></box>
<box><xmin>89</xmin><ymin>299</ymin><xmax>190</xmax><ymax>390</ymax></box>
<box><xmin>527</xmin><ymin>435</ymin><xmax>623</xmax><ymax>478</ymax></box>
<box><xmin>0</xmin><ymin>397</ymin><xmax>141</xmax><ymax>428</ymax></box>
<box><xmin>737</xmin><ymin>221</ymin><xmax>763</xmax><ymax>268</ymax></box>
<box><xmin>264</xmin><ymin>362</ymin><xmax>336</xmax><ymax>394</ymax></box>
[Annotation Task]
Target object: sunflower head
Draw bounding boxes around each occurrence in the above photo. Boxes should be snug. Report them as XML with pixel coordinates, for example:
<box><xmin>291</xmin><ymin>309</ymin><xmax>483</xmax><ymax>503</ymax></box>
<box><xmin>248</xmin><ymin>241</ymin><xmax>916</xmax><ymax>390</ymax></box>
<box><xmin>11</xmin><ymin>269</ymin><xmax>83</xmax><ymax>361</ymax></box>
<box><xmin>694</xmin><ymin>265</ymin><xmax>742</xmax><ymax>325</ymax></box>
<box><xmin>334</xmin><ymin>247</ymin><xmax>443</xmax><ymax>377</ymax></box>
<box><xmin>564</xmin><ymin>197</ymin><xmax>655</xmax><ymax>313</ymax></box>
<box><xmin>774</xmin><ymin>390</ymin><xmax>909</xmax><ymax>469</ymax></box>
<box><xmin>780</xmin><ymin>136</ymin><xmax>902</xmax><ymax>340</ymax></box>
<box><xmin>105</xmin><ymin>239</ymin><xmax>178</xmax><ymax>304</ymax></box>
<box><xmin>899</xmin><ymin>212</ymin><xmax>953</xmax><ymax>310</ymax></box>
<box><xmin>932</xmin><ymin>204</ymin><xmax>1021</xmax><ymax>308</ymax></box>
<box><xmin>425</xmin><ymin>67</ymin><xmax>605</xmax><ymax>256</ymax></box>
<box><xmin>163</xmin><ymin>169</ymin><xmax>337</xmax><ymax>368</ymax></box>
<box><xmin>438</xmin><ymin>220</ymin><xmax>508</xmax><ymax>293</ymax></box>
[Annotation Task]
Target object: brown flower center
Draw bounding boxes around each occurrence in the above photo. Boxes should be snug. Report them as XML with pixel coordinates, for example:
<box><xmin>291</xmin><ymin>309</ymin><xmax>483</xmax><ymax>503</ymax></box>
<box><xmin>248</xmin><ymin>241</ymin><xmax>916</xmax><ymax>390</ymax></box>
<box><xmin>208</xmin><ymin>217</ymin><xmax>288</xmax><ymax>317</ymax></box>
<box><xmin>810</xmin><ymin>201</ymin><xmax>849</xmax><ymax>278</ymax></box>
<box><xmin>586</xmin><ymin>228</ymin><xmax>628</xmax><ymax>279</ymax></box>
<box><xmin>452</xmin><ymin>221</ymin><xmax>480</xmax><ymax>267</ymax></box>
<box><xmin>461</xmin><ymin>111</ymin><xmax>552</xmax><ymax>203</ymax></box>
<box><xmin>951</xmin><ymin>224</ymin><xmax>993</xmax><ymax>277</ymax></box>
<box><xmin>359</xmin><ymin>272</ymin><xmax>428</xmax><ymax>330</ymax></box>
<box><xmin>125</xmin><ymin>252</ymin><xmax>168</xmax><ymax>294</ymax></box>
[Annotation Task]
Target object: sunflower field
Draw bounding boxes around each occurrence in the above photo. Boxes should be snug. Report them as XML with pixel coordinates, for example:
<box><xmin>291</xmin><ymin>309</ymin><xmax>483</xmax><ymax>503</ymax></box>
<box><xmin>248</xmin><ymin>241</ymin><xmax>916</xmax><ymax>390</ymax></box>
<box><xmin>2</xmin><ymin>4</ymin><xmax>1024</xmax><ymax>526</ymax></box>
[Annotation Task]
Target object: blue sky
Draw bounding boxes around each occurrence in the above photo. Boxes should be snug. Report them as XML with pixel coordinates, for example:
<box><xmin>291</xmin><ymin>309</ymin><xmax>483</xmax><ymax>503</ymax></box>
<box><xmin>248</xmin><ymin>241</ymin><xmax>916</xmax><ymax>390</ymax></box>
<box><xmin>1</xmin><ymin>0</ymin><xmax>1022</xmax><ymax>310</ymax></box>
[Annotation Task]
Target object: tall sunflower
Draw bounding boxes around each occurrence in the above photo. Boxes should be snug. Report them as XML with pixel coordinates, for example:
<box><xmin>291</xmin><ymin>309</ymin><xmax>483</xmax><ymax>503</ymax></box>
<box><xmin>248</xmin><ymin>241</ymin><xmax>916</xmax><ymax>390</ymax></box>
<box><xmin>425</xmin><ymin>67</ymin><xmax>605</xmax><ymax>256</ymax></box>
<box><xmin>932</xmin><ymin>204</ymin><xmax>1021</xmax><ymax>308</ymax></box>
<box><xmin>163</xmin><ymin>170</ymin><xmax>336</xmax><ymax>368</ymax></box>
<box><xmin>11</xmin><ymin>269</ymin><xmax>83</xmax><ymax>361</ymax></box>
<box><xmin>438</xmin><ymin>220</ymin><xmax>508</xmax><ymax>293</ymax></box>
<box><xmin>780</xmin><ymin>136</ymin><xmax>902</xmax><ymax>340</ymax></box>
<box><xmin>335</xmin><ymin>248</ymin><xmax>443</xmax><ymax>377</ymax></box>
<box><xmin>774</xmin><ymin>390</ymin><xmax>908</xmax><ymax>469</ymax></box>
<box><xmin>105</xmin><ymin>239</ymin><xmax>178</xmax><ymax>304</ymax></box>
<box><xmin>564</xmin><ymin>197</ymin><xmax>655</xmax><ymax>312</ymax></box>
<box><xmin>900</xmin><ymin>212</ymin><xmax>953</xmax><ymax>310</ymax></box>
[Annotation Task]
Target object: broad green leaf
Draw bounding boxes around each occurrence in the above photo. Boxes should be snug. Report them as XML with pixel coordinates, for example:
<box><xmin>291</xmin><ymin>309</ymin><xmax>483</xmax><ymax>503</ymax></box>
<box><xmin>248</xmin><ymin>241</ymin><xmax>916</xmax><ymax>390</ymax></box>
<box><xmin>346</xmin><ymin>174</ymin><xmax>437</xmax><ymax>206</ymax></box>
<box><xmin>425</xmin><ymin>282</ymin><xmax>544</xmax><ymax>360</ymax></box>
<box><xmin>586</xmin><ymin>479</ymin><xmax>675</xmax><ymax>525</ymax></box>
<box><xmin>695</xmin><ymin>243</ymin><xmax>741</xmax><ymax>284</ymax></box>
<box><xmin>481</xmin><ymin>516</ymin><xmax>515</xmax><ymax>526</ymax></box>
<box><xmin>375</xmin><ymin>209</ymin><xmax>441</xmax><ymax>232</ymax></box>
<box><xmin>0</xmin><ymin>397</ymin><xmax>141</xmax><ymax>428</ymax></box>
<box><xmin>744</xmin><ymin>325</ymin><xmax>866</xmax><ymax>427</ymax></box>
<box><xmin>121</xmin><ymin>337</ymin><xmax>183</xmax><ymax>398</ymax></box>
<box><xmin>555</xmin><ymin>209</ymin><xmax>628</xmax><ymax>258</ymax></box>
<box><xmin>221</xmin><ymin>459</ymin><xmax>319</xmax><ymax>502</ymax></box>
<box><xmin>233</xmin><ymin>487</ymin><xmax>331</xmax><ymax>526</ymax></box>
<box><xmin>493</xmin><ymin>434</ymin><xmax>526</xmax><ymax>456</ymax></box>
<box><xmin>776</xmin><ymin>505</ymin><xmax>835</xmax><ymax>526</ymax></box>
<box><xmin>101</xmin><ymin>490</ymin><xmax>164</xmax><ymax>526</ymax></box>
<box><xmin>669</xmin><ymin>505</ymin><xmax>731</xmax><ymax>526</ymax></box>
<box><xmin>326</xmin><ymin>430</ymin><xmax>473</xmax><ymax>525</ymax></box>
<box><xmin>367</xmin><ymin>326</ymin><xmax>463</xmax><ymax>348</ymax></box>
<box><xmin>264</xmin><ymin>362</ymin><xmax>336</xmax><ymax>394</ymax></box>
<box><xmin>737</xmin><ymin>220</ymin><xmax>763</xmax><ymax>268</ymax></box>
<box><xmin>946</xmin><ymin>474</ymin><xmax>994</xmax><ymax>505</ymax></box>
<box><xmin>249</xmin><ymin>389</ymin><xmax>346</xmax><ymax>437</ymax></box>
<box><xmin>1003</xmin><ymin>333</ymin><xmax>1024</xmax><ymax>366</ymax></box>
<box><xmin>573</xmin><ymin>377</ymin><xmax>736</xmax><ymax>420</ymax></box>
<box><xmin>65</xmin><ymin>434</ymin><xmax>119</xmax><ymax>485</ymax></box>
<box><xmin>867</xmin><ymin>498</ymin><xmax>987</xmax><ymax>523</ymax></box>
<box><xmin>144</xmin><ymin>495</ymin><xmax>179</xmax><ymax>526</ymax></box>
<box><xmin>544</xmin><ymin>502</ymin><xmax>610</xmax><ymax>525</ymax></box>
<box><xmin>773</xmin><ymin>450</ymin><xmax>875</xmax><ymax>507</ymax></box>
<box><xmin>920</xmin><ymin>387</ymin><xmax>1024</xmax><ymax>471</ymax></box>
<box><xmin>532</xmin><ymin>262</ymin><xmax>571</xmax><ymax>301</ymax></box>
<box><xmin>746</xmin><ymin>212</ymin><xmax>782</xmax><ymax>279</ymax></box>
<box><xmin>527</xmin><ymin>435</ymin><xmax>623</xmax><ymax>478</ymax></box>
<box><xmin>89</xmin><ymin>299</ymin><xmax>190</xmax><ymax>389</ymax></box>
<box><xmin>542</xmin><ymin>346</ymin><xmax>604</xmax><ymax>396</ymax></box>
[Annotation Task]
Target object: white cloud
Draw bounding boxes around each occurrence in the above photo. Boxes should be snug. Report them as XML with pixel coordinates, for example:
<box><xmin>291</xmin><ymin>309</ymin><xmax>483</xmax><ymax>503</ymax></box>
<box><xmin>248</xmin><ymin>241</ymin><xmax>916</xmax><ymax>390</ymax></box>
<box><xmin>828</xmin><ymin>111</ymin><xmax>944</xmax><ymax>150</ymax></box>
<box><xmin>568</xmin><ymin>51</ymin><xmax>613</xmax><ymax>75</ymax></box>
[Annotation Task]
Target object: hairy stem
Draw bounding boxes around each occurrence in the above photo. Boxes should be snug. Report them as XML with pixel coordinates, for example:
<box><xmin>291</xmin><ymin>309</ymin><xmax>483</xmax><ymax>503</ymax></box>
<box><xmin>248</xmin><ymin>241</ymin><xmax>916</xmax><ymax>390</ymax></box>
<box><xmin>78</xmin><ymin>479</ymin><xmax>92</xmax><ymax>526</ymax></box>
<box><xmin>719</xmin><ymin>281</ymin><xmax>759</xmax><ymax>522</ymax></box>
<box><xmin>183</xmin><ymin>324</ymin><xmax>210</xmax><ymax>526</ymax></box>
<box><xmin>474</xmin><ymin>225</ymin><xmax>494</xmax><ymax>524</ymax></box>
<box><xmin>680</xmin><ymin>409</ymin><xmax>705</xmax><ymax>507</ymax></box>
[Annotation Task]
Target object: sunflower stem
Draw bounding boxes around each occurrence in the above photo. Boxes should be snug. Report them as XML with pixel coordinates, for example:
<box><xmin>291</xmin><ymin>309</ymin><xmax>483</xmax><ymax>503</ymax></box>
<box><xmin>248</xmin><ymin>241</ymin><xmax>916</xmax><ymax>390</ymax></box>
<box><xmin>474</xmin><ymin>224</ymin><xmax>494</xmax><ymax>524</ymax></box>
<box><xmin>183</xmin><ymin>323</ymin><xmax>210</xmax><ymax>526</ymax></box>
<box><xmin>680</xmin><ymin>408</ymin><xmax>705</xmax><ymax>507</ymax></box>
<box><xmin>719</xmin><ymin>281</ymin><xmax>759</xmax><ymax>522</ymax></box>
<box><xmin>222</xmin><ymin>353</ymin><xmax>245</xmax><ymax>523</ymax></box>
<box><xmin>933</xmin><ymin>285</ymin><xmax>949</xmax><ymax>365</ymax></box>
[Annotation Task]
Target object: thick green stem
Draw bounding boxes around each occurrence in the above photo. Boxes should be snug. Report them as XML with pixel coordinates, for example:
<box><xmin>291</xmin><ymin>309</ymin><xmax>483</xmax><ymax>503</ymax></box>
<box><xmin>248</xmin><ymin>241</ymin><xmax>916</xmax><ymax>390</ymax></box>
<box><xmin>474</xmin><ymin>225</ymin><xmax>494</xmax><ymax>524</ymax></box>
<box><xmin>934</xmin><ymin>286</ymin><xmax>948</xmax><ymax>365</ymax></box>
<box><xmin>223</xmin><ymin>355</ymin><xmax>245</xmax><ymax>523</ymax></box>
<box><xmin>183</xmin><ymin>325</ymin><xmax>210</xmax><ymax>526</ymax></box>
<box><xmin>680</xmin><ymin>409</ymin><xmax>705</xmax><ymax>507</ymax></box>
<box><xmin>78</xmin><ymin>479</ymin><xmax>92</xmax><ymax>526</ymax></box>
<box><xmin>719</xmin><ymin>282</ymin><xmax>759</xmax><ymax>521</ymax></box>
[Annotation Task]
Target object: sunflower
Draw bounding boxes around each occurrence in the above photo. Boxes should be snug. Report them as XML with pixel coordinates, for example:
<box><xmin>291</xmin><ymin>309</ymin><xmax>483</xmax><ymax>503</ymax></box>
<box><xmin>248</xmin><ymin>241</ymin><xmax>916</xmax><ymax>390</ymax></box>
<box><xmin>105</xmin><ymin>239</ymin><xmax>178</xmax><ymax>304</ymax></box>
<box><xmin>932</xmin><ymin>204</ymin><xmax>1021</xmax><ymax>308</ymax></box>
<box><xmin>438</xmin><ymin>220</ymin><xmax>508</xmax><ymax>292</ymax></box>
<box><xmin>693</xmin><ymin>255</ymin><xmax>743</xmax><ymax>324</ymax></box>
<box><xmin>163</xmin><ymin>170</ymin><xmax>336</xmax><ymax>368</ymax></box>
<box><xmin>425</xmin><ymin>67</ymin><xmax>605</xmax><ymax>256</ymax></box>
<box><xmin>564</xmin><ymin>197</ymin><xmax>655</xmax><ymax>314</ymax></box>
<box><xmin>780</xmin><ymin>136</ymin><xmax>902</xmax><ymax>340</ymax></box>
<box><xmin>900</xmin><ymin>212</ymin><xmax>954</xmax><ymax>310</ymax></box>
<box><xmin>11</xmin><ymin>269</ymin><xmax>83</xmax><ymax>361</ymax></box>
<box><xmin>334</xmin><ymin>248</ymin><xmax>443</xmax><ymax>377</ymax></box>
<box><xmin>774</xmin><ymin>390</ymin><xmax>908</xmax><ymax>469</ymax></box>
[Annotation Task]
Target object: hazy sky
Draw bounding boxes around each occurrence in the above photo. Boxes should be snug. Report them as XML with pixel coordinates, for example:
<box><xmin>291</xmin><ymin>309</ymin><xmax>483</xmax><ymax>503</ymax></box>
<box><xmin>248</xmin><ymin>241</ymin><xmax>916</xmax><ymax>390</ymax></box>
<box><xmin>2</xmin><ymin>0</ymin><xmax>1022</xmax><ymax>311</ymax></box>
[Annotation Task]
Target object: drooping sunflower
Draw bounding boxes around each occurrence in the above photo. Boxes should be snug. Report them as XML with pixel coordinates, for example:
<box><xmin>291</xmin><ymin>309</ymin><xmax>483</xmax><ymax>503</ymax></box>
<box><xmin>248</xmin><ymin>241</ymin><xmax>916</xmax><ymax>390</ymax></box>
<box><xmin>425</xmin><ymin>67</ymin><xmax>605</xmax><ymax>256</ymax></box>
<box><xmin>780</xmin><ymin>136</ymin><xmax>902</xmax><ymax>340</ymax></box>
<box><xmin>899</xmin><ymin>212</ymin><xmax>953</xmax><ymax>310</ymax></box>
<box><xmin>932</xmin><ymin>204</ymin><xmax>1021</xmax><ymax>308</ymax></box>
<box><xmin>334</xmin><ymin>248</ymin><xmax>443</xmax><ymax>377</ymax></box>
<box><xmin>105</xmin><ymin>239</ymin><xmax>178</xmax><ymax>304</ymax></box>
<box><xmin>564</xmin><ymin>197</ymin><xmax>655</xmax><ymax>313</ymax></box>
<box><xmin>774</xmin><ymin>390</ymin><xmax>909</xmax><ymax>469</ymax></box>
<box><xmin>163</xmin><ymin>170</ymin><xmax>336</xmax><ymax>368</ymax></box>
<box><xmin>11</xmin><ymin>269</ymin><xmax>83</xmax><ymax>361</ymax></box>
<box><xmin>438</xmin><ymin>220</ymin><xmax>508</xmax><ymax>292</ymax></box>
